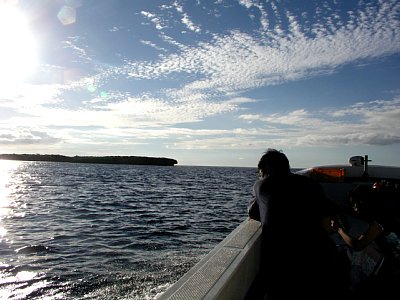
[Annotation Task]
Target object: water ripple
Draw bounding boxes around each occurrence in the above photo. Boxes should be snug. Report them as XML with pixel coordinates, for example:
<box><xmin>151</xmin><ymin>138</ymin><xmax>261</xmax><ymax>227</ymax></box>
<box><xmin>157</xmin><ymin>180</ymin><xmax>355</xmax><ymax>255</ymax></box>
<box><xmin>0</xmin><ymin>162</ymin><xmax>255</xmax><ymax>299</ymax></box>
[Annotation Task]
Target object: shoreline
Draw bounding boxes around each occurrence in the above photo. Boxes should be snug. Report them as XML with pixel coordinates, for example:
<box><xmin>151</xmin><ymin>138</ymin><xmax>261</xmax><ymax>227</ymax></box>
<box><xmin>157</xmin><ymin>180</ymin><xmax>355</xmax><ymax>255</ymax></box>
<box><xmin>0</xmin><ymin>153</ymin><xmax>178</xmax><ymax>166</ymax></box>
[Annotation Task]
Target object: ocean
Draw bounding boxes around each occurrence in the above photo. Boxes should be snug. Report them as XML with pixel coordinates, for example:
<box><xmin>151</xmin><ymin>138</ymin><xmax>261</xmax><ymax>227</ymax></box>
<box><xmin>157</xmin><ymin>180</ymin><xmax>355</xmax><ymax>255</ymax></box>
<box><xmin>0</xmin><ymin>160</ymin><xmax>256</xmax><ymax>299</ymax></box>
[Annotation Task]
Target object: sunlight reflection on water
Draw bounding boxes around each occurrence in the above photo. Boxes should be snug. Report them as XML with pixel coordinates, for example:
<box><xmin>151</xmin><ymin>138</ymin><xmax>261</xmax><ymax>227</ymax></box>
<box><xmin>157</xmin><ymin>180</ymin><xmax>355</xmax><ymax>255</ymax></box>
<box><xmin>0</xmin><ymin>160</ymin><xmax>22</xmax><ymax>237</ymax></box>
<box><xmin>0</xmin><ymin>162</ymin><xmax>254</xmax><ymax>299</ymax></box>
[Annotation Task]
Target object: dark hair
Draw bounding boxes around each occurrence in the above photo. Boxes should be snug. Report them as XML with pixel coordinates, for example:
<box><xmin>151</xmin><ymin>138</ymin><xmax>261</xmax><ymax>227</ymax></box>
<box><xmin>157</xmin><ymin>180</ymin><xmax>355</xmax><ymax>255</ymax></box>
<box><xmin>348</xmin><ymin>184</ymin><xmax>381</xmax><ymax>217</ymax></box>
<box><xmin>348</xmin><ymin>185</ymin><xmax>373</xmax><ymax>206</ymax></box>
<box><xmin>258</xmin><ymin>148</ymin><xmax>290</xmax><ymax>176</ymax></box>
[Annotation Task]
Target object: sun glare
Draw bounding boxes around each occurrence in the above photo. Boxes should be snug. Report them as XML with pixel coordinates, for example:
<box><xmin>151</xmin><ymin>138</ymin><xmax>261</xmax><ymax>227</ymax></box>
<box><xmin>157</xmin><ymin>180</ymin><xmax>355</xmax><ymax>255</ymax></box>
<box><xmin>0</xmin><ymin>4</ymin><xmax>38</xmax><ymax>84</ymax></box>
<box><xmin>0</xmin><ymin>161</ymin><xmax>15</xmax><ymax>216</ymax></box>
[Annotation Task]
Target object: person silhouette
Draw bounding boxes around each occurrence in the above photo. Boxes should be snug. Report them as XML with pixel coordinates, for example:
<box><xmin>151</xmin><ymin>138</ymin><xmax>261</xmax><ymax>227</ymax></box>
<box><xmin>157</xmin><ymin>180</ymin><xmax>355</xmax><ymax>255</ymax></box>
<box><xmin>247</xmin><ymin>148</ymin><xmax>348</xmax><ymax>300</ymax></box>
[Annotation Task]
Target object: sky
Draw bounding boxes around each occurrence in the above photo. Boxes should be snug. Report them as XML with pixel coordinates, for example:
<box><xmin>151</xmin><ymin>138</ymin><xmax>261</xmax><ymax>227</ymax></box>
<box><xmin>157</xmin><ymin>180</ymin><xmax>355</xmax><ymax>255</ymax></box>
<box><xmin>0</xmin><ymin>0</ymin><xmax>399</xmax><ymax>168</ymax></box>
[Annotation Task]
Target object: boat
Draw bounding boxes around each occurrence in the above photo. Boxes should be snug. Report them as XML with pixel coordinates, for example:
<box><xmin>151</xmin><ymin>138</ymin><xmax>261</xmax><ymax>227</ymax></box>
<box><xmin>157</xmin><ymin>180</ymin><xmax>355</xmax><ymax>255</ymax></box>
<box><xmin>157</xmin><ymin>155</ymin><xmax>400</xmax><ymax>300</ymax></box>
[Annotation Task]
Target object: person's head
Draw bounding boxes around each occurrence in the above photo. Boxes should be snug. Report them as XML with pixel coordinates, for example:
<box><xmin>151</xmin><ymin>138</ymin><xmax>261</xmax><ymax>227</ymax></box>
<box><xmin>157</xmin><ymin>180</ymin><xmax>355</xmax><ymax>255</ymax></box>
<box><xmin>257</xmin><ymin>148</ymin><xmax>290</xmax><ymax>178</ymax></box>
<box><xmin>348</xmin><ymin>184</ymin><xmax>377</xmax><ymax>217</ymax></box>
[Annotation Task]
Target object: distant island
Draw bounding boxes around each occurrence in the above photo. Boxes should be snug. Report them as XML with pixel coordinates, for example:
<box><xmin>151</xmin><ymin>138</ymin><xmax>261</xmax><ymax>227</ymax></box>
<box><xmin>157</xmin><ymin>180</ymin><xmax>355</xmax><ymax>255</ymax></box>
<box><xmin>0</xmin><ymin>154</ymin><xmax>178</xmax><ymax>166</ymax></box>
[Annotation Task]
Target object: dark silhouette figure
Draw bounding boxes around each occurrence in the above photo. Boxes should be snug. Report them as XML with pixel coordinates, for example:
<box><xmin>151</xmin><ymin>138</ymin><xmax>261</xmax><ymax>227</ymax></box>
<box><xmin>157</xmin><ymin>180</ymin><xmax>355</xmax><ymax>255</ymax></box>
<box><xmin>332</xmin><ymin>183</ymin><xmax>400</xmax><ymax>298</ymax></box>
<box><xmin>247</xmin><ymin>149</ymin><xmax>348</xmax><ymax>300</ymax></box>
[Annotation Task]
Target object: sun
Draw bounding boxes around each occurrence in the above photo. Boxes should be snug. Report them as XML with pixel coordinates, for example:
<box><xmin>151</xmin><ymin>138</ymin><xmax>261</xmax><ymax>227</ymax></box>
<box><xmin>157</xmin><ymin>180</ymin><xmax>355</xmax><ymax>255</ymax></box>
<box><xmin>0</xmin><ymin>4</ymin><xmax>38</xmax><ymax>84</ymax></box>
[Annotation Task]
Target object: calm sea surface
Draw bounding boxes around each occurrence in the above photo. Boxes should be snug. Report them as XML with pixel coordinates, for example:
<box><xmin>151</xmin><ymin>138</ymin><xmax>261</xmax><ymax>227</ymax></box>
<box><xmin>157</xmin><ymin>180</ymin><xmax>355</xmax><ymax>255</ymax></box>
<box><xmin>0</xmin><ymin>161</ymin><xmax>256</xmax><ymax>299</ymax></box>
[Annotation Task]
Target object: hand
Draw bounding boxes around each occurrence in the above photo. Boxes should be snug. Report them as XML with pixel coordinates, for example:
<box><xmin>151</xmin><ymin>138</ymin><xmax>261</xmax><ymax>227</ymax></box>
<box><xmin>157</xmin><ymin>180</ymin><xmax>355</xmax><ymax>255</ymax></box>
<box><xmin>330</xmin><ymin>219</ymin><xmax>339</xmax><ymax>232</ymax></box>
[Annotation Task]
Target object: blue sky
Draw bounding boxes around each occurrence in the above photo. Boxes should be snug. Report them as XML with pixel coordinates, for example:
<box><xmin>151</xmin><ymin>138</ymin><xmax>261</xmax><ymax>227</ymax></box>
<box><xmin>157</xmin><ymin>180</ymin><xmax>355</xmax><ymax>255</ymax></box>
<box><xmin>0</xmin><ymin>0</ymin><xmax>399</xmax><ymax>168</ymax></box>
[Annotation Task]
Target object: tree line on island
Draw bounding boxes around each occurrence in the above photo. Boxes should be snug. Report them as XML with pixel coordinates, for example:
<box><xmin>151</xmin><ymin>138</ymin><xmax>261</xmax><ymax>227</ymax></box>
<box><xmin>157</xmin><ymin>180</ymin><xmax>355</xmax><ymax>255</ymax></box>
<box><xmin>0</xmin><ymin>154</ymin><xmax>178</xmax><ymax>166</ymax></box>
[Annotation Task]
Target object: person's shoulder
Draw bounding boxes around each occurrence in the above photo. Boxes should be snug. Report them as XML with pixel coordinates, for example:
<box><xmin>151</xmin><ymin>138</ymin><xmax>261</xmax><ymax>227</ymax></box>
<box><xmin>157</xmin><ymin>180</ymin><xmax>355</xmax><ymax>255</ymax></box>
<box><xmin>257</xmin><ymin>174</ymin><xmax>283</xmax><ymax>192</ymax></box>
<box><xmin>253</xmin><ymin>177</ymin><xmax>264</xmax><ymax>188</ymax></box>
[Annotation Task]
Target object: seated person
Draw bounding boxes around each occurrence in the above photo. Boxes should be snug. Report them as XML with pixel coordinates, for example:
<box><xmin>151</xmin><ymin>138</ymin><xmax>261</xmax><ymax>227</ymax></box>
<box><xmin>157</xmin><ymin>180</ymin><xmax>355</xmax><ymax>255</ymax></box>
<box><xmin>331</xmin><ymin>183</ymin><xmax>400</xmax><ymax>296</ymax></box>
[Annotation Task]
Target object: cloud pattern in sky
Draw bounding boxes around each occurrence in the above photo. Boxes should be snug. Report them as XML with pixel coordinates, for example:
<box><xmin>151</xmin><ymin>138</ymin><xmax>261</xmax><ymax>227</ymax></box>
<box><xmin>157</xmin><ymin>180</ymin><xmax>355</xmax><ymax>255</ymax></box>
<box><xmin>0</xmin><ymin>0</ymin><xmax>399</xmax><ymax>167</ymax></box>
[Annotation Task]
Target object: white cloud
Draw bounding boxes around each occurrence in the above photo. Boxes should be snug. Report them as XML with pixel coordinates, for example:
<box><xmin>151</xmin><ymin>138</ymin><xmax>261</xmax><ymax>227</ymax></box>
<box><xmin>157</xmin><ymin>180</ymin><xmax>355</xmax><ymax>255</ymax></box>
<box><xmin>62</xmin><ymin>37</ymin><xmax>92</xmax><ymax>63</ymax></box>
<box><xmin>140</xmin><ymin>40</ymin><xmax>168</xmax><ymax>52</ymax></box>
<box><xmin>141</xmin><ymin>11</ymin><xmax>165</xmax><ymax>30</ymax></box>
<box><xmin>172</xmin><ymin>1</ymin><xmax>201</xmax><ymax>33</ymax></box>
<box><xmin>124</xmin><ymin>0</ymin><xmax>399</xmax><ymax>104</ymax></box>
<box><xmin>233</xmin><ymin>97</ymin><xmax>400</xmax><ymax>148</ymax></box>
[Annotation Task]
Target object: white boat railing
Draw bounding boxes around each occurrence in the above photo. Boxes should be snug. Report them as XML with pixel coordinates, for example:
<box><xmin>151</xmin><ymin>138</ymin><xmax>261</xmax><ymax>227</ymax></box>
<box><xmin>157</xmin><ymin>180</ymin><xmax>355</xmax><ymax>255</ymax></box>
<box><xmin>157</xmin><ymin>218</ymin><xmax>262</xmax><ymax>300</ymax></box>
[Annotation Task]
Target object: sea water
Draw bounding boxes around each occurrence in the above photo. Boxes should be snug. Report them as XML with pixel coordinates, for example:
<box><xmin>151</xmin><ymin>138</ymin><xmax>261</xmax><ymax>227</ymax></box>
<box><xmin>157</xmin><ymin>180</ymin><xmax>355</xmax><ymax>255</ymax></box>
<box><xmin>0</xmin><ymin>160</ymin><xmax>256</xmax><ymax>299</ymax></box>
